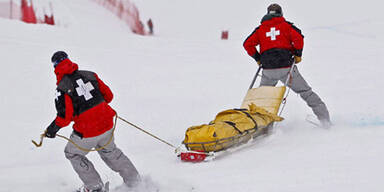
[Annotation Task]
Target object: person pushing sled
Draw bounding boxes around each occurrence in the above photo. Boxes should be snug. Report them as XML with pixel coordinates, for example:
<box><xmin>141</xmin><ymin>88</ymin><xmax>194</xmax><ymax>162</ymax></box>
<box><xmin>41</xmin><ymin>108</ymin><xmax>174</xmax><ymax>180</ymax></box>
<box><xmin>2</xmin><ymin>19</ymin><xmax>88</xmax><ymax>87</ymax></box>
<box><xmin>180</xmin><ymin>4</ymin><xmax>331</xmax><ymax>162</ymax></box>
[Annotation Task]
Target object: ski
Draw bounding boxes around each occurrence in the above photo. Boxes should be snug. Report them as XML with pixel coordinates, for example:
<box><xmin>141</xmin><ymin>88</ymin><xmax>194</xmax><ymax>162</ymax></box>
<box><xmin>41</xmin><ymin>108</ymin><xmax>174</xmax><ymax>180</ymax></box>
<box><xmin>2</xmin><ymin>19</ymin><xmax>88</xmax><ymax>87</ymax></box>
<box><xmin>306</xmin><ymin>115</ymin><xmax>321</xmax><ymax>127</ymax></box>
<box><xmin>305</xmin><ymin>115</ymin><xmax>332</xmax><ymax>129</ymax></box>
<box><xmin>75</xmin><ymin>181</ymin><xmax>109</xmax><ymax>192</ymax></box>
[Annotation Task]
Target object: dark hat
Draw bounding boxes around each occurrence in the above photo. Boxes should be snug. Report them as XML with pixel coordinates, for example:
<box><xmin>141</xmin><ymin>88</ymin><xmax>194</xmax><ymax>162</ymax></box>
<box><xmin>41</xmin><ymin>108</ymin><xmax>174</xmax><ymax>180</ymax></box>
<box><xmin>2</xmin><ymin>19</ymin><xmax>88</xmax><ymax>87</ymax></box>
<box><xmin>267</xmin><ymin>3</ymin><xmax>283</xmax><ymax>15</ymax></box>
<box><xmin>51</xmin><ymin>51</ymin><xmax>68</xmax><ymax>67</ymax></box>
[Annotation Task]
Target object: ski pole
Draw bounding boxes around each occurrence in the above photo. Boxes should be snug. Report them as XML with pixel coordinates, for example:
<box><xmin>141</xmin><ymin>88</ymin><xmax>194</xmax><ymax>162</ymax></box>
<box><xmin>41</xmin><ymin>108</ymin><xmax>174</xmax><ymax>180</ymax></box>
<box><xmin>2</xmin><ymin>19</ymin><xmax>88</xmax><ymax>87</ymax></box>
<box><xmin>248</xmin><ymin>65</ymin><xmax>262</xmax><ymax>90</ymax></box>
<box><xmin>117</xmin><ymin>116</ymin><xmax>178</xmax><ymax>149</ymax></box>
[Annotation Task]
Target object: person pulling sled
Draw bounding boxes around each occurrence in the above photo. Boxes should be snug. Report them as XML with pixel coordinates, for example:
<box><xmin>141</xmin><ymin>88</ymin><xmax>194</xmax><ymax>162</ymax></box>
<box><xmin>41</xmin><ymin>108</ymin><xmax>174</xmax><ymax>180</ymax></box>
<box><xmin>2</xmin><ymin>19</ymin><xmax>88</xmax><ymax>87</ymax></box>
<box><xmin>243</xmin><ymin>4</ymin><xmax>331</xmax><ymax>127</ymax></box>
<box><xmin>45</xmin><ymin>51</ymin><xmax>140</xmax><ymax>192</ymax></box>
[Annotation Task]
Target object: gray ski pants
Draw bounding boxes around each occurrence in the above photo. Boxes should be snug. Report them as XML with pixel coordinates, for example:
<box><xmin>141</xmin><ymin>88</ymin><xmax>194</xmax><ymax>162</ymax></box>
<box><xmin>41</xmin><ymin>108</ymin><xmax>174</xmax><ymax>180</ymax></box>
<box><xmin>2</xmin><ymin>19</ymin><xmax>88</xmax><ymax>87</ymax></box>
<box><xmin>64</xmin><ymin>128</ymin><xmax>140</xmax><ymax>190</ymax></box>
<box><xmin>260</xmin><ymin>65</ymin><xmax>330</xmax><ymax>122</ymax></box>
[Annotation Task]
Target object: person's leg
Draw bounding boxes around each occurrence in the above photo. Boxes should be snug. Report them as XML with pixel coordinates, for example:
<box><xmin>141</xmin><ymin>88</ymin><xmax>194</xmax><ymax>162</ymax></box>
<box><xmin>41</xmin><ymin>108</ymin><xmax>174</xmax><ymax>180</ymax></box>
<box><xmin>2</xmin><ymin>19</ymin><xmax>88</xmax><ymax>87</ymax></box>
<box><xmin>282</xmin><ymin>66</ymin><xmax>331</xmax><ymax>124</ymax></box>
<box><xmin>260</xmin><ymin>69</ymin><xmax>279</xmax><ymax>86</ymax></box>
<box><xmin>64</xmin><ymin>133</ymin><xmax>104</xmax><ymax>191</ymax></box>
<box><xmin>97</xmin><ymin>129</ymin><xmax>140</xmax><ymax>187</ymax></box>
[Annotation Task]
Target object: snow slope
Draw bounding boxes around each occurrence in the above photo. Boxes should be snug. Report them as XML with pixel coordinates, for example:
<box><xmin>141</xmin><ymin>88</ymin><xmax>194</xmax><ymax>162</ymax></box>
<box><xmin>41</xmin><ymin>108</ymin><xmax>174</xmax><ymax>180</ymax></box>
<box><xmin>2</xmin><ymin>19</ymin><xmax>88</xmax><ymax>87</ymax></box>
<box><xmin>0</xmin><ymin>0</ymin><xmax>384</xmax><ymax>191</ymax></box>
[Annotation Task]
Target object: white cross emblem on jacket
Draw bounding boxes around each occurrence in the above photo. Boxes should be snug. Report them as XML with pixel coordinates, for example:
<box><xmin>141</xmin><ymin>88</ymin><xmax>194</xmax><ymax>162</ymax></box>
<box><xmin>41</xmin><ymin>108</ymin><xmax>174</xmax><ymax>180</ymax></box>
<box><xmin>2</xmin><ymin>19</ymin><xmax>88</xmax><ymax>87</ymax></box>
<box><xmin>266</xmin><ymin>27</ymin><xmax>280</xmax><ymax>41</ymax></box>
<box><xmin>75</xmin><ymin>79</ymin><xmax>94</xmax><ymax>101</ymax></box>
<box><xmin>55</xmin><ymin>90</ymin><xmax>61</xmax><ymax>101</ymax></box>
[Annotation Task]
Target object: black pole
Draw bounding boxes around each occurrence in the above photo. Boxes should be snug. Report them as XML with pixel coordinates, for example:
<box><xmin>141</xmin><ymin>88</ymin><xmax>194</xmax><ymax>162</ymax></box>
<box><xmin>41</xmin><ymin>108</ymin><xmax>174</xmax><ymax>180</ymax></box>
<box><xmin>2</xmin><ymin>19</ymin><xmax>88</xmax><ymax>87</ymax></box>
<box><xmin>248</xmin><ymin>66</ymin><xmax>262</xmax><ymax>90</ymax></box>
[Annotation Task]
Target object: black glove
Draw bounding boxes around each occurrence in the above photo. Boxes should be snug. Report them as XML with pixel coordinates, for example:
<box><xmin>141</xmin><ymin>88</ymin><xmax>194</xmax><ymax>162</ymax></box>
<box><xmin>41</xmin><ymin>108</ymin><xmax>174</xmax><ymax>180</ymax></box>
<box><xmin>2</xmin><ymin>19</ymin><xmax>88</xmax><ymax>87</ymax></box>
<box><xmin>45</xmin><ymin>120</ymin><xmax>61</xmax><ymax>138</ymax></box>
<box><xmin>251</xmin><ymin>53</ymin><xmax>261</xmax><ymax>64</ymax></box>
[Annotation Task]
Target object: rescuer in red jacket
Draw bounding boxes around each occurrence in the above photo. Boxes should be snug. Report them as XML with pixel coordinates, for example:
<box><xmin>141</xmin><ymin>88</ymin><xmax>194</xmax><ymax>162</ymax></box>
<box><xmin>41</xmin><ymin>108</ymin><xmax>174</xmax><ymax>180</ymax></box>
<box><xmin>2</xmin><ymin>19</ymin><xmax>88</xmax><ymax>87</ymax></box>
<box><xmin>243</xmin><ymin>4</ymin><xmax>331</xmax><ymax>127</ymax></box>
<box><xmin>45</xmin><ymin>51</ymin><xmax>140</xmax><ymax>192</ymax></box>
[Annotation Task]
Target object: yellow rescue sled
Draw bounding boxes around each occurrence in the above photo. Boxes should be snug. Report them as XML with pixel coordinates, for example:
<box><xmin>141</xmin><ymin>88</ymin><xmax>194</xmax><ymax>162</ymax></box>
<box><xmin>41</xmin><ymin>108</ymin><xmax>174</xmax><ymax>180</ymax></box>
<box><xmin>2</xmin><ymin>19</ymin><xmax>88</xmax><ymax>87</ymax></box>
<box><xmin>182</xmin><ymin>66</ymin><xmax>293</xmax><ymax>158</ymax></box>
<box><xmin>183</xmin><ymin>103</ymin><xmax>284</xmax><ymax>153</ymax></box>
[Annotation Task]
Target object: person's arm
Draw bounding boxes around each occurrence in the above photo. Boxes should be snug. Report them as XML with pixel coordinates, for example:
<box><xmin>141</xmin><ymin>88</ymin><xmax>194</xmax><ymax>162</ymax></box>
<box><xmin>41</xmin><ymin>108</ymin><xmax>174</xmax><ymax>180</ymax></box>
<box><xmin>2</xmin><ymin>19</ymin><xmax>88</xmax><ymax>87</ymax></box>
<box><xmin>94</xmin><ymin>74</ymin><xmax>113</xmax><ymax>103</ymax></box>
<box><xmin>243</xmin><ymin>27</ymin><xmax>261</xmax><ymax>64</ymax></box>
<box><xmin>289</xmin><ymin>24</ymin><xmax>304</xmax><ymax>57</ymax></box>
<box><xmin>45</xmin><ymin>91</ymin><xmax>73</xmax><ymax>138</ymax></box>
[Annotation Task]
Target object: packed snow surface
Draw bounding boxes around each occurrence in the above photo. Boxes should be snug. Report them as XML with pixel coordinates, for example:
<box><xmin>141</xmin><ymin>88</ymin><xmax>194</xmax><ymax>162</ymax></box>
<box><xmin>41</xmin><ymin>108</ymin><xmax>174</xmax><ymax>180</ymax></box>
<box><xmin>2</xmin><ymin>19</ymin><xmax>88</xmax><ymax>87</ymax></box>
<box><xmin>1</xmin><ymin>0</ymin><xmax>384</xmax><ymax>191</ymax></box>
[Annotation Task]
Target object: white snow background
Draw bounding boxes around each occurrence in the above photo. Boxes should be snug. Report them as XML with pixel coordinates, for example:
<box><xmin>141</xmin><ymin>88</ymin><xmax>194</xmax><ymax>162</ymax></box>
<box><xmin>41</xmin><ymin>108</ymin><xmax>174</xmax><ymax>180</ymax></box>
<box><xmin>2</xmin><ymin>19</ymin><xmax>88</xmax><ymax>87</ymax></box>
<box><xmin>0</xmin><ymin>0</ymin><xmax>384</xmax><ymax>191</ymax></box>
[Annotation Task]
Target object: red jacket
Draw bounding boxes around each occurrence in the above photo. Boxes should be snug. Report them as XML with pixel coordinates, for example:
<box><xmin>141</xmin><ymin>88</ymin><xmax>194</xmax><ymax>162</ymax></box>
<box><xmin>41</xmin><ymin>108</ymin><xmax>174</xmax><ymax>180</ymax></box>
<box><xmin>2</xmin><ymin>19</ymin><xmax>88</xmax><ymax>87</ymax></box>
<box><xmin>54</xmin><ymin>59</ymin><xmax>116</xmax><ymax>138</ymax></box>
<box><xmin>243</xmin><ymin>16</ymin><xmax>304</xmax><ymax>68</ymax></box>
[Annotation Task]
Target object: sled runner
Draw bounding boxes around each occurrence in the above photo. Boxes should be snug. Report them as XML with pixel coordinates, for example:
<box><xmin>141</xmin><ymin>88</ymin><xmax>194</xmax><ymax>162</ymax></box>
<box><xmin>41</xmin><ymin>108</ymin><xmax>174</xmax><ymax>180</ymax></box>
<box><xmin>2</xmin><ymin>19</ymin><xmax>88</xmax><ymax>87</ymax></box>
<box><xmin>180</xmin><ymin>66</ymin><xmax>292</xmax><ymax>162</ymax></box>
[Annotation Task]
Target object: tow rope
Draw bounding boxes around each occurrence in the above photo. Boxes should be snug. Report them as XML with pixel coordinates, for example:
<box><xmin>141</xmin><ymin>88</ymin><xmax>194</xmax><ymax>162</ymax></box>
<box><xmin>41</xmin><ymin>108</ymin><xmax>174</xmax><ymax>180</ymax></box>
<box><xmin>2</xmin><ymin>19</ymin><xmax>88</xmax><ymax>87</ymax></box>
<box><xmin>32</xmin><ymin>115</ymin><xmax>118</xmax><ymax>152</ymax></box>
<box><xmin>116</xmin><ymin>116</ymin><xmax>209</xmax><ymax>162</ymax></box>
<box><xmin>32</xmin><ymin>114</ymin><xmax>197</xmax><ymax>158</ymax></box>
<box><xmin>117</xmin><ymin>116</ymin><xmax>177</xmax><ymax>149</ymax></box>
<box><xmin>33</xmin><ymin>111</ymin><xmax>224</xmax><ymax>163</ymax></box>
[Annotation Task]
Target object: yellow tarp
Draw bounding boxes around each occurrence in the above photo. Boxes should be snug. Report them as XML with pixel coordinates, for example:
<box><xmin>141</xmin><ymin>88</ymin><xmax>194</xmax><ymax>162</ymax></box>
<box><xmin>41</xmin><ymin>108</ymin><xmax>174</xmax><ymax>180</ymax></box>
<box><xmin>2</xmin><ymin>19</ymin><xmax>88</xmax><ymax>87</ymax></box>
<box><xmin>183</xmin><ymin>104</ymin><xmax>283</xmax><ymax>152</ymax></box>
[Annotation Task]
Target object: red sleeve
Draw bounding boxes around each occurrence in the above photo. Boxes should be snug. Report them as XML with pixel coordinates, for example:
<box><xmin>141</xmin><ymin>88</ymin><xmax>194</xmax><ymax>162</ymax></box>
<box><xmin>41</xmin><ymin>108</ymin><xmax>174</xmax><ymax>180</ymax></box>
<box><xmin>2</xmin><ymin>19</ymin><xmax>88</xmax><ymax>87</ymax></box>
<box><xmin>94</xmin><ymin>74</ymin><xmax>113</xmax><ymax>103</ymax></box>
<box><xmin>243</xmin><ymin>28</ymin><xmax>261</xmax><ymax>58</ymax></box>
<box><xmin>290</xmin><ymin>26</ymin><xmax>304</xmax><ymax>52</ymax></box>
<box><xmin>55</xmin><ymin>94</ymin><xmax>73</xmax><ymax>127</ymax></box>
